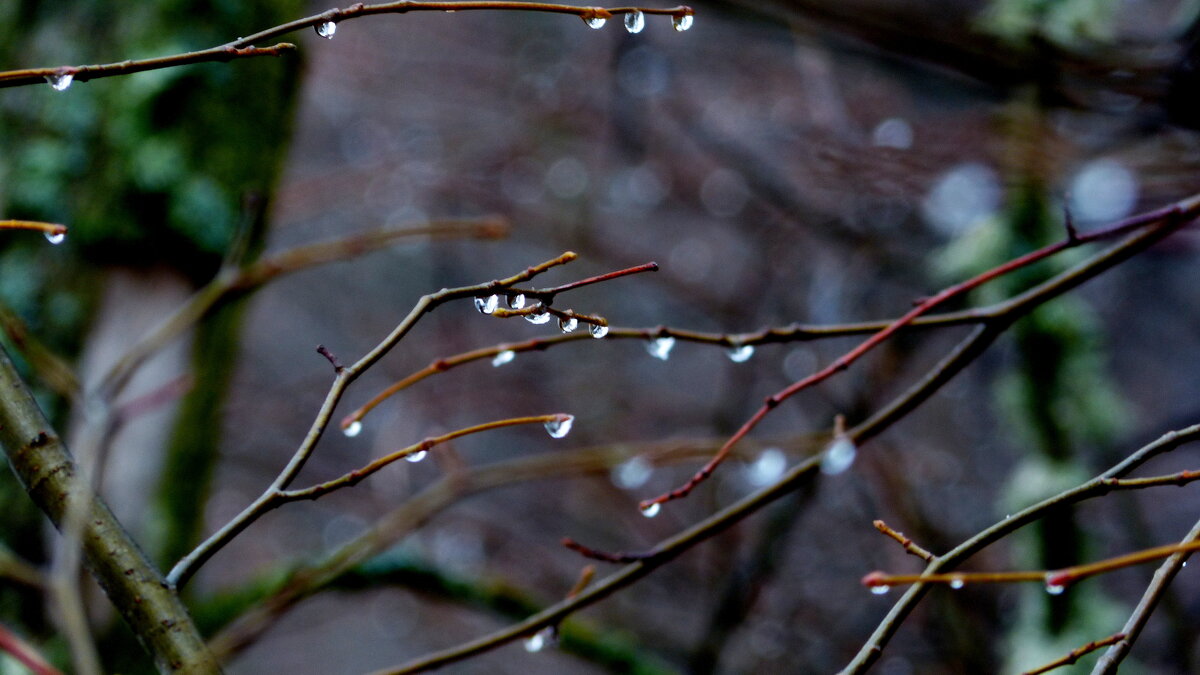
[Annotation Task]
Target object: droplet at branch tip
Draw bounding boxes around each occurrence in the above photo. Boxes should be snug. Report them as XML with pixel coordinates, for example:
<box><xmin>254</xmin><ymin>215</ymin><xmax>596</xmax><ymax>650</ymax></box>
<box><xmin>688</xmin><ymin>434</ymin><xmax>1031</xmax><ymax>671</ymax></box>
<box><xmin>343</xmin><ymin>420</ymin><xmax>363</xmax><ymax>438</ymax></box>
<box><xmin>544</xmin><ymin>414</ymin><xmax>574</xmax><ymax>439</ymax></box>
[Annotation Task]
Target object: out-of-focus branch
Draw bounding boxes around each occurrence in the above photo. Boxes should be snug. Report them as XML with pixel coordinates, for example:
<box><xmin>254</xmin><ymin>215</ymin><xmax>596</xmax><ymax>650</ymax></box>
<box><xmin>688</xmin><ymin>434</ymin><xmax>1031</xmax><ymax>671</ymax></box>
<box><xmin>1024</xmin><ymin>633</ymin><xmax>1125</xmax><ymax>675</ymax></box>
<box><xmin>0</xmin><ymin>300</ymin><xmax>79</xmax><ymax>398</ymax></box>
<box><xmin>0</xmin><ymin>623</ymin><xmax>62</xmax><ymax>675</ymax></box>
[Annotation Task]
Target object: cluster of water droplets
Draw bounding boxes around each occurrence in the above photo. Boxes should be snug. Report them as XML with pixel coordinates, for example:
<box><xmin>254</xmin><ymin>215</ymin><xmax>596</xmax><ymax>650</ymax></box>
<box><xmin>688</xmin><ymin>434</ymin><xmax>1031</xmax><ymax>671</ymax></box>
<box><xmin>582</xmin><ymin>10</ymin><xmax>692</xmax><ymax>32</ymax></box>
<box><xmin>646</xmin><ymin>336</ymin><xmax>675</xmax><ymax>361</ymax></box>
<box><xmin>820</xmin><ymin>437</ymin><xmax>858</xmax><ymax>475</ymax></box>
<box><xmin>544</xmin><ymin>414</ymin><xmax>575</xmax><ymax>439</ymax></box>
<box><xmin>45</xmin><ymin>73</ymin><xmax>73</xmax><ymax>91</ymax></box>
<box><xmin>315</xmin><ymin>20</ymin><xmax>337</xmax><ymax>39</ymax></box>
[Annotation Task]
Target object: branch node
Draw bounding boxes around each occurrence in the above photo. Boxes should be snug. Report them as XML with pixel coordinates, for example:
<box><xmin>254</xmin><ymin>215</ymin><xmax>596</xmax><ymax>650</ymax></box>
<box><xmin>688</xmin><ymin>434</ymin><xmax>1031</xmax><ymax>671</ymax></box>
<box><xmin>315</xmin><ymin>345</ymin><xmax>343</xmax><ymax>373</ymax></box>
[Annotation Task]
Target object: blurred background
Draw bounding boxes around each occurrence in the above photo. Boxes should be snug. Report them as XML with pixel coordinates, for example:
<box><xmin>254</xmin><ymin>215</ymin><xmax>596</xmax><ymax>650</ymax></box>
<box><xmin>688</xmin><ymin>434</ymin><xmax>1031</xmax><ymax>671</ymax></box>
<box><xmin>3</xmin><ymin>1</ymin><xmax>1200</xmax><ymax>673</ymax></box>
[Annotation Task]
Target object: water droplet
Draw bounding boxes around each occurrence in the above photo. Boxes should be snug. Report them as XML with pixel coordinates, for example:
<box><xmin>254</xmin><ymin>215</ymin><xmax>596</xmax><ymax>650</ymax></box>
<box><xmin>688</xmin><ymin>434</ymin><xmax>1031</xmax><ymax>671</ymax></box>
<box><xmin>45</xmin><ymin>73</ymin><xmax>73</xmax><ymax>91</ymax></box>
<box><xmin>545</xmin><ymin>414</ymin><xmax>574</xmax><ymax>439</ymax></box>
<box><xmin>507</xmin><ymin>293</ymin><xmax>526</xmax><ymax>310</ymax></box>
<box><xmin>315</xmin><ymin>20</ymin><xmax>337</xmax><ymax>38</ymax></box>
<box><xmin>525</xmin><ymin>305</ymin><xmax>552</xmax><ymax>324</ymax></box>
<box><xmin>590</xmin><ymin>323</ymin><xmax>609</xmax><ymax>339</ymax></box>
<box><xmin>870</xmin><ymin>585</ymin><xmax>890</xmax><ymax>595</ymax></box>
<box><xmin>44</xmin><ymin>231</ymin><xmax>65</xmax><ymax>245</ymax></box>
<box><xmin>746</xmin><ymin>448</ymin><xmax>786</xmax><ymax>486</ymax></box>
<box><xmin>727</xmin><ymin>344</ymin><xmax>755</xmax><ymax>363</ymax></box>
<box><xmin>559</xmin><ymin>316</ymin><xmax>579</xmax><ymax>333</ymax></box>
<box><xmin>1045</xmin><ymin>582</ymin><xmax>1065</xmax><ymax>596</ymax></box>
<box><xmin>646</xmin><ymin>336</ymin><xmax>675</xmax><ymax>361</ymax></box>
<box><xmin>523</xmin><ymin>627</ymin><xmax>556</xmax><ymax>653</ymax></box>
<box><xmin>343</xmin><ymin>421</ymin><xmax>363</xmax><ymax>438</ymax></box>
<box><xmin>492</xmin><ymin>350</ymin><xmax>516</xmax><ymax>367</ymax></box>
<box><xmin>641</xmin><ymin>502</ymin><xmax>661</xmax><ymax>518</ymax></box>
<box><xmin>611</xmin><ymin>456</ymin><xmax>652</xmax><ymax>489</ymax></box>
<box><xmin>624</xmin><ymin>10</ymin><xmax>645</xmax><ymax>33</ymax></box>
<box><xmin>672</xmin><ymin>14</ymin><xmax>694</xmax><ymax>31</ymax></box>
<box><xmin>1184</xmin><ymin>561</ymin><xmax>1189</xmax><ymax>568</ymax></box>
<box><xmin>820</xmin><ymin>437</ymin><xmax>857</xmax><ymax>475</ymax></box>
<box><xmin>405</xmin><ymin>450</ymin><xmax>427</xmax><ymax>463</ymax></box>
<box><xmin>583</xmin><ymin>15</ymin><xmax>607</xmax><ymax>29</ymax></box>
<box><xmin>949</xmin><ymin>577</ymin><xmax>965</xmax><ymax>590</ymax></box>
<box><xmin>474</xmin><ymin>295</ymin><xmax>499</xmax><ymax>315</ymax></box>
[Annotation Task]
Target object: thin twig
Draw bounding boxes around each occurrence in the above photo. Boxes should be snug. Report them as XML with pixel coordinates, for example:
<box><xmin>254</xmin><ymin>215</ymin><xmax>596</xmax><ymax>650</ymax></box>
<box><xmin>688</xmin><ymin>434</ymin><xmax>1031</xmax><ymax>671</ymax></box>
<box><xmin>0</xmin><ymin>623</ymin><xmax>62</xmax><ymax>675</ymax></box>
<box><xmin>0</xmin><ymin>44</ymin><xmax>296</xmax><ymax>89</ymax></box>
<box><xmin>0</xmin><ymin>220</ymin><xmax>67</xmax><ymax>236</ymax></box>
<box><xmin>873</xmin><ymin>520</ymin><xmax>934</xmax><ymax>562</ymax></box>
<box><xmin>1023</xmin><ymin>633</ymin><xmax>1125</xmax><ymax>675</ymax></box>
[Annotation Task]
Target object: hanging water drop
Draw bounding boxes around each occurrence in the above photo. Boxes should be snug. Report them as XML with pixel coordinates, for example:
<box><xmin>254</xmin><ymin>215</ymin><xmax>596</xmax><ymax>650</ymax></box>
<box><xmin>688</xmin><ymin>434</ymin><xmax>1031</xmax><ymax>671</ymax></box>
<box><xmin>492</xmin><ymin>350</ymin><xmax>516</xmax><ymax>367</ymax></box>
<box><xmin>624</xmin><ymin>10</ymin><xmax>645</xmax><ymax>33</ymax></box>
<box><xmin>44</xmin><ymin>231</ymin><xmax>66</xmax><ymax>245</ymax></box>
<box><xmin>343</xmin><ymin>420</ymin><xmax>363</xmax><ymax>438</ymax></box>
<box><xmin>727</xmin><ymin>344</ymin><xmax>755</xmax><ymax>363</ymax></box>
<box><xmin>583</xmin><ymin>15</ymin><xmax>607</xmax><ymax>29</ymax></box>
<box><xmin>646</xmin><ymin>336</ymin><xmax>675</xmax><ymax>361</ymax></box>
<box><xmin>590</xmin><ymin>323</ymin><xmax>609</xmax><ymax>339</ymax></box>
<box><xmin>1044</xmin><ymin>582</ymin><xmax>1065</xmax><ymax>596</ymax></box>
<box><xmin>641</xmin><ymin>502</ymin><xmax>661</xmax><ymax>518</ymax></box>
<box><xmin>525</xmin><ymin>305</ymin><xmax>552</xmax><ymax>324</ymax></box>
<box><xmin>745</xmin><ymin>448</ymin><xmax>786</xmax><ymax>486</ymax></box>
<box><xmin>315</xmin><ymin>20</ymin><xmax>337</xmax><ymax>39</ymax></box>
<box><xmin>405</xmin><ymin>450</ymin><xmax>427</xmax><ymax>463</ymax></box>
<box><xmin>949</xmin><ymin>577</ymin><xmax>965</xmax><ymax>590</ymax></box>
<box><xmin>672</xmin><ymin>13</ymin><xmax>694</xmax><ymax>31</ymax></box>
<box><xmin>523</xmin><ymin>631</ymin><xmax>546</xmax><ymax>653</ymax></box>
<box><xmin>507</xmin><ymin>293</ymin><xmax>526</xmax><ymax>310</ymax></box>
<box><xmin>474</xmin><ymin>295</ymin><xmax>499</xmax><ymax>315</ymax></box>
<box><xmin>559</xmin><ymin>316</ymin><xmax>578</xmax><ymax>333</ymax></box>
<box><xmin>45</xmin><ymin>73</ymin><xmax>73</xmax><ymax>91</ymax></box>
<box><xmin>870</xmin><ymin>585</ymin><xmax>890</xmax><ymax>596</ymax></box>
<box><xmin>545</xmin><ymin>414</ymin><xmax>575</xmax><ymax>439</ymax></box>
<box><xmin>820</xmin><ymin>437</ymin><xmax>857</xmax><ymax>475</ymax></box>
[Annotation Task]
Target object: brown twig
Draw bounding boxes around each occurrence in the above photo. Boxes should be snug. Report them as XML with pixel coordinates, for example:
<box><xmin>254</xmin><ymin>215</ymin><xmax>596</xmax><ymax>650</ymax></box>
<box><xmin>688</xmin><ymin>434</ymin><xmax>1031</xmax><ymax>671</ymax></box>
<box><xmin>1023</xmin><ymin>633</ymin><xmax>1125</xmax><ymax>675</ymax></box>
<box><xmin>873</xmin><ymin>520</ymin><xmax>934</xmax><ymax>562</ymax></box>
<box><xmin>0</xmin><ymin>45</ymin><xmax>296</xmax><ymax>89</ymax></box>
<box><xmin>0</xmin><ymin>220</ymin><xmax>67</xmax><ymax>237</ymax></box>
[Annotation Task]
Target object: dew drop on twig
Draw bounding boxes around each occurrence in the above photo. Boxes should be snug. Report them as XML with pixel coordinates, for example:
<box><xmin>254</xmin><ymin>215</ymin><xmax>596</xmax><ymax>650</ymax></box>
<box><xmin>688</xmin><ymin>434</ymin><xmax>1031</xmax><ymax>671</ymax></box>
<box><xmin>820</xmin><ymin>437</ymin><xmax>857</xmax><ymax>475</ymax></box>
<box><xmin>641</xmin><ymin>502</ymin><xmax>661</xmax><ymax>518</ymax></box>
<box><xmin>624</xmin><ymin>10</ymin><xmax>645</xmax><ymax>33</ymax></box>
<box><xmin>1045</xmin><ymin>582</ymin><xmax>1065</xmax><ymax>596</ymax></box>
<box><xmin>492</xmin><ymin>349</ymin><xmax>516</xmax><ymax>367</ymax></box>
<box><xmin>343</xmin><ymin>421</ymin><xmax>363</xmax><ymax>438</ymax></box>
<box><xmin>870</xmin><ymin>585</ymin><xmax>890</xmax><ymax>595</ymax></box>
<box><xmin>507</xmin><ymin>293</ymin><xmax>526</xmax><ymax>310</ymax></box>
<box><xmin>545</xmin><ymin>414</ymin><xmax>575</xmax><ymax>439</ymax></box>
<box><xmin>949</xmin><ymin>577</ymin><xmax>965</xmax><ymax>590</ymax></box>
<box><xmin>315</xmin><ymin>20</ymin><xmax>337</xmax><ymax>39</ymax></box>
<box><xmin>672</xmin><ymin>14</ymin><xmax>694</xmax><ymax>32</ymax></box>
<box><xmin>525</xmin><ymin>306</ymin><xmax>552</xmax><ymax>324</ymax></box>
<box><xmin>523</xmin><ymin>627</ymin><xmax>556</xmax><ymax>653</ymax></box>
<box><xmin>474</xmin><ymin>295</ymin><xmax>499</xmax><ymax>315</ymax></box>
<box><xmin>44</xmin><ymin>231</ymin><xmax>66</xmax><ymax>245</ymax></box>
<box><xmin>583</xmin><ymin>15</ymin><xmax>607</xmax><ymax>29</ymax></box>
<box><xmin>405</xmin><ymin>450</ymin><xmax>427</xmax><ymax>463</ymax></box>
<box><xmin>559</xmin><ymin>316</ymin><xmax>579</xmax><ymax>333</ymax></box>
<box><xmin>646</xmin><ymin>336</ymin><xmax>675</xmax><ymax>361</ymax></box>
<box><xmin>727</xmin><ymin>344</ymin><xmax>755</xmax><ymax>363</ymax></box>
<box><xmin>45</xmin><ymin>73</ymin><xmax>73</xmax><ymax>91</ymax></box>
<box><xmin>590</xmin><ymin>323</ymin><xmax>609</xmax><ymax>339</ymax></box>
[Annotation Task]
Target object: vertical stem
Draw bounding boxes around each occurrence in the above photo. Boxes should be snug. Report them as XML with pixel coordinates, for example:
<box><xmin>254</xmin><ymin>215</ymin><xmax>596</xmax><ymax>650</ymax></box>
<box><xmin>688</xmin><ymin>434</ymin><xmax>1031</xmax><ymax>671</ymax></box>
<box><xmin>0</xmin><ymin>344</ymin><xmax>220</xmax><ymax>674</ymax></box>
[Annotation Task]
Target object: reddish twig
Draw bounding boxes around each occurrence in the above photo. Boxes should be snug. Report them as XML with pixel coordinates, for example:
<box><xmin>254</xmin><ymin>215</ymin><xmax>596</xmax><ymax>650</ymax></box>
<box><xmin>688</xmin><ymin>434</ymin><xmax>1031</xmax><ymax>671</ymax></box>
<box><xmin>640</xmin><ymin>199</ymin><xmax>1194</xmax><ymax>511</ymax></box>
<box><xmin>560</xmin><ymin>538</ymin><xmax>655</xmax><ymax>563</ymax></box>
<box><xmin>0</xmin><ymin>623</ymin><xmax>62</xmax><ymax>675</ymax></box>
